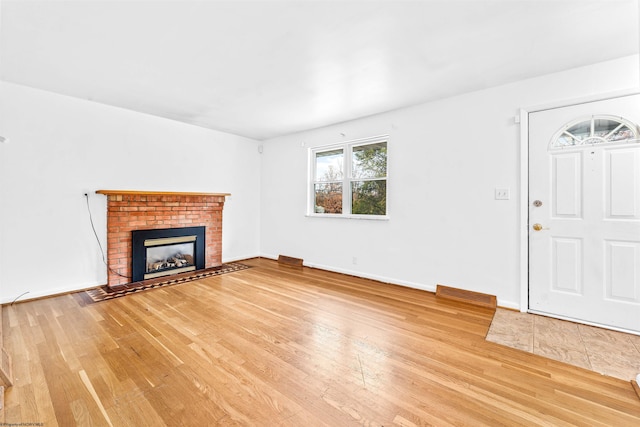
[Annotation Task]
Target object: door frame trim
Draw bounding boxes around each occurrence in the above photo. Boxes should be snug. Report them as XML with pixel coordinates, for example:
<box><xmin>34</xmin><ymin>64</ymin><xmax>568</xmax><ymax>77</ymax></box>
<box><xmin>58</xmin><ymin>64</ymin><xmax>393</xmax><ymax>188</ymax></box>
<box><xmin>518</xmin><ymin>87</ymin><xmax>640</xmax><ymax>313</ymax></box>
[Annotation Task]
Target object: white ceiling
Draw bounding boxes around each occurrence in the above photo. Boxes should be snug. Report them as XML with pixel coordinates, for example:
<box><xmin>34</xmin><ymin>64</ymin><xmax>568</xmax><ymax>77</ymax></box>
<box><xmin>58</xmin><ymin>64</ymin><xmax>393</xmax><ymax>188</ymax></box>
<box><xmin>1</xmin><ymin>0</ymin><xmax>638</xmax><ymax>140</ymax></box>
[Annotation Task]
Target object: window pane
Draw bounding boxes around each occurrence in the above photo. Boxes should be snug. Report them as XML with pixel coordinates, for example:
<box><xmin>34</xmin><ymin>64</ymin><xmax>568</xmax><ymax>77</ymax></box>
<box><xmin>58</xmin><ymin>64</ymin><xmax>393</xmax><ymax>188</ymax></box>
<box><xmin>351</xmin><ymin>180</ymin><xmax>386</xmax><ymax>215</ymax></box>
<box><xmin>566</xmin><ymin>122</ymin><xmax>591</xmax><ymax>141</ymax></box>
<box><xmin>315</xmin><ymin>149</ymin><xmax>343</xmax><ymax>181</ymax></box>
<box><xmin>352</xmin><ymin>142</ymin><xmax>387</xmax><ymax>179</ymax></box>
<box><xmin>609</xmin><ymin>126</ymin><xmax>634</xmax><ymax>141</ymax></box>
<box><xmin>556</xmin><ymin>133</ymin><xmax>577</xmax><ymax>147</ymax></box>
<box><xmin>314</xmin><ymin>183</ymin><xmax>342</xmax><ymax>214</ymax></box>
<box><xmin>593</xmin><ymin>118</ymin><xmax>621</xmax><ymax>138</ymax></box>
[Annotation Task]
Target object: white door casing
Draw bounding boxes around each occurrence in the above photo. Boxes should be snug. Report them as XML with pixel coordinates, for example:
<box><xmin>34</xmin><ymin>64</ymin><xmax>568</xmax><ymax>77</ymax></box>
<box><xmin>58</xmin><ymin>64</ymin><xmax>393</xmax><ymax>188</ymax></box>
<box><xmin>529</xmin><ymin>94</ymin><xmax>640</xmax><ymax>333</ymax></box>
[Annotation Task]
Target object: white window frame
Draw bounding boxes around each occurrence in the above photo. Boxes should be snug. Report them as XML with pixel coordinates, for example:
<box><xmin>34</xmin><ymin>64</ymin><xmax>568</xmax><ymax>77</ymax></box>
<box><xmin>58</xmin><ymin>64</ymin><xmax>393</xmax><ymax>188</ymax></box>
<box><xmin>307</xmin><ymin>135</ymin><xmax>389</xmax><ymax>220</ymax></box>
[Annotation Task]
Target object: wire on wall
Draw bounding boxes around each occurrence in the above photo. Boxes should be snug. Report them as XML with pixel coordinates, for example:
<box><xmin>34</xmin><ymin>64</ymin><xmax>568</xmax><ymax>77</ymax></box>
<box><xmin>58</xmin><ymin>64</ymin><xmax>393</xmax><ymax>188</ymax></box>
<box><xmin>84</xmin><ymin>193</ymin><xmax>131</xmax><ymax>280</ymax></box>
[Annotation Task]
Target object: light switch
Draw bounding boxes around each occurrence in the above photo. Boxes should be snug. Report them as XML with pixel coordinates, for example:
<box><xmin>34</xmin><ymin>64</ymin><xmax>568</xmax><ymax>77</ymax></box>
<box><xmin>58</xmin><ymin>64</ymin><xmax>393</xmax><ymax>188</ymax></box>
<box><xmin>495</xmin><ymin>188</ymin><xmax>510</xmax><ymax>200</ymax></box>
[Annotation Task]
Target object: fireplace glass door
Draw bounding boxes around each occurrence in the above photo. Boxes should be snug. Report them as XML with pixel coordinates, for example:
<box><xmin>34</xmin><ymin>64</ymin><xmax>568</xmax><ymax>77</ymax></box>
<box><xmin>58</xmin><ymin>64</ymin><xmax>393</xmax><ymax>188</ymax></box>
<box><xmin>145</xmin><ymin>236</ymin><xmax>196</xmax><ymax>279</ymax></box>
<box><xmin>131</xmin><ymin>226</ymin><xmax>206</xmax><ymax>282</ymax></box>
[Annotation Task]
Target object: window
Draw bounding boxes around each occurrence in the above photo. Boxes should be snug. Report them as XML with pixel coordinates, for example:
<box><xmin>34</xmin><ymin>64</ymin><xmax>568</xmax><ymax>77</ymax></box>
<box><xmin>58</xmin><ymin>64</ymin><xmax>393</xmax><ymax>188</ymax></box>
<box><xmin>550</xmin><ymin>115</ymin><xmax>639</xmax><ymax>150</ymax></box>
<box><xmin>310</xmin><ymin>136</ymin><xmax>388</xmax><ymax>217</ymax></box>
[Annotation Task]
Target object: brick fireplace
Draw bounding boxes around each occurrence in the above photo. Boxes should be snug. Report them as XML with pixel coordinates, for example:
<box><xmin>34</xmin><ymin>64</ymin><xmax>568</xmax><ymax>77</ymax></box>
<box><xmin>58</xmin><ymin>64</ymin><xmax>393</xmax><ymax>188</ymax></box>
<box><xmin>96</xmin><ymin>190</ymin><xmax>229</xmax><ymax>288</ymax></box>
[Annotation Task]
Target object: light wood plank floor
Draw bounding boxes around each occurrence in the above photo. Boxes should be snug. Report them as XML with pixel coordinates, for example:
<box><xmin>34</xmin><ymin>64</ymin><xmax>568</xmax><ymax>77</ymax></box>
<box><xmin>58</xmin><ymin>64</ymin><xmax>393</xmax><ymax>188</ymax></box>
<box><xmin>3</xmin><ymin>258</ymin><xmax>639</xmax><ymax>426</ymax></box>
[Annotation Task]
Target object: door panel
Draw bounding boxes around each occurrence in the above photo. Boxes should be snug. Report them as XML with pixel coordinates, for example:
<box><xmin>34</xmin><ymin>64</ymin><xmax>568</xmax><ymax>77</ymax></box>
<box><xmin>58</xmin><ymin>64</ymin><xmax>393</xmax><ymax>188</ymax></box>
<box><xmin>605</xmin><ymin>241</ymin><xmax>638</xmax><ymax>301</ymax></box>
<box><xmin>551</xmin><ymin>237</ymin><xmax>582</xmax><ymax>294</ymax></box>
<box><xmin>553</xmin><ymin>153</ymin><xmax>582</xmax><ymax>217</ymax></box>
<box><xmin>529</xmin><ymin>94</ymin><xmax>640</xmax><ymax>333</ymax></box>
<box><xmin>606</xmin><ymin>149</ymin><xmax>638</xmax><ymax>218</ymax></box>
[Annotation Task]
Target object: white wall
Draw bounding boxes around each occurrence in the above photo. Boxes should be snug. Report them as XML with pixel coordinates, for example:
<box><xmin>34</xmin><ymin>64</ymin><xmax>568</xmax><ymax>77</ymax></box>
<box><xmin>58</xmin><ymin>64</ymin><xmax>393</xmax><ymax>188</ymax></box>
<box><xmin>1</xmin><ymin>55</ymin><xmax>637</xmax><ymax>307</ymax></box>
<box><xmin>260</xmin><ymin>55</ymin><xmax>640</xmax><ymax>309</ymax></box>
<box><xmin>0</xmin><ymin>82</ymin><xmax>261</xmax><ymax>303</ymax></box>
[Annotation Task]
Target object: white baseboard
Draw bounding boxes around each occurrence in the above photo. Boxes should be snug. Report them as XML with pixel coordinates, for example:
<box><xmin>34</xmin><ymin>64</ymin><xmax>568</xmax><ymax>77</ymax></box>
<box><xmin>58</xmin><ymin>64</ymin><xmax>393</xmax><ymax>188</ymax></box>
<box><xmin>1</xmin><ymin>280</ymin><xmax>104</xmax><ymax>305</ymax></box>
<box><xmin>304</xmin><ymin>260</ymin><xmax>437</xmax><ymax>293</ymax></box>
<box><xmin>223</xmin><ymin>253</ymin><xmax>262</xmax><ymax>263</ymax></box>
<box><xmin>260</xmin><ymin>252</ymin><xmax>436</xmax><ymax>293</ymax></box>
<box><xmin>259</xmin><ymin>252</ymin><xmax>521</xmax><ymax>310</ymax></box>
<box><xmin>496</xmin><ymin>300</ymin><xmax>520</xmax><ymax>311</ymax></box>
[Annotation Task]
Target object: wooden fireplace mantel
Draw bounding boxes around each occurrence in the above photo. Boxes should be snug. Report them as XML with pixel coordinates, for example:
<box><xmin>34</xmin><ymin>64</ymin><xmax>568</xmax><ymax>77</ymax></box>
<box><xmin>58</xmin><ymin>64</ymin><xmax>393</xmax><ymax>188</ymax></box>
<box><xmin>96</xmin><ymin>190</ymin><xmax>231</xmax><ymax>197</ymax></box>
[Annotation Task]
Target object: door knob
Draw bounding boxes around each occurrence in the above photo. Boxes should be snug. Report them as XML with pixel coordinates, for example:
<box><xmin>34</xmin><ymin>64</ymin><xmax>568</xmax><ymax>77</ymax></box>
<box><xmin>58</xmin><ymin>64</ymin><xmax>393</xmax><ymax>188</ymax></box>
<box><xmin>532</xmin><ymin>223</ymin><xmax>549</xmax><ymax>231</ymax></box>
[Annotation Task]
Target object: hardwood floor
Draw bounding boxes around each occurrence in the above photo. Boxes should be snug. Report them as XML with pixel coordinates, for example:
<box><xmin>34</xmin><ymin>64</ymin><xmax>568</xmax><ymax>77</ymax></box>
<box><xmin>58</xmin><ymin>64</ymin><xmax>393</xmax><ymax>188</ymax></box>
<box><xmin>3</xmin><ymin>258</ymin><xmax>639</xmax><ymax>425</ymax></box>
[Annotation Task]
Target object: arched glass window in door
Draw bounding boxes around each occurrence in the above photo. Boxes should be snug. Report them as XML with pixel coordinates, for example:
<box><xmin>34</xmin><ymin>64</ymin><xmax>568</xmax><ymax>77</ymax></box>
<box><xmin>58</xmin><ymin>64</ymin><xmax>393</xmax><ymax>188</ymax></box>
<box><xmin>549</xmin><ymin>115</ymin><xmax>639</xmax><ymax>150</ymax></box>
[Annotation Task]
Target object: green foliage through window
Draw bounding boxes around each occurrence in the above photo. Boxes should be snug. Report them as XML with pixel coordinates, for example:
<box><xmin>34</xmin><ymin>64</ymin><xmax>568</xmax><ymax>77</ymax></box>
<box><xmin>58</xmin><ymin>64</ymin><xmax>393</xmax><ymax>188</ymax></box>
<box><xmin>352</xmin><ymin>180</ymin><xmax>386</xmax><ymax>215</ymax></box>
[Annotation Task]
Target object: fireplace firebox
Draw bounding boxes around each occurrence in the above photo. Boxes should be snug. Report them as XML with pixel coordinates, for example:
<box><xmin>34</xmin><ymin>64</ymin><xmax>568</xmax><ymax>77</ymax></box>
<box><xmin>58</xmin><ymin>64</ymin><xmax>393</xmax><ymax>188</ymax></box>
<box><xmin>131</xmin><ymin>226</ymin><xmax>206</xmax><ymax>282</ymax></box>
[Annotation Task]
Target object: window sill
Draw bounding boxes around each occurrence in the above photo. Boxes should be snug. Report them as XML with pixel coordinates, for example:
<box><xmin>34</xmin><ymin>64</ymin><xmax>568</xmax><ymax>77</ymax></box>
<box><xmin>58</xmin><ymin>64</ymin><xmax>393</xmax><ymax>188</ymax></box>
<box><xmin>305</xmin><ymin>213</ymin><xmax>390</xmax><ymax>221</ymax></box>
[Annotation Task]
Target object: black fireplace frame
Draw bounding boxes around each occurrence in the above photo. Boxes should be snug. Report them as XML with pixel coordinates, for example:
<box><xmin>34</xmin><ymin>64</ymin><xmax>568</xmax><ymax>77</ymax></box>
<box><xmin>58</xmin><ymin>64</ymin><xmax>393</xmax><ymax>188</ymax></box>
<box><xmin>131</xmin><ymin>226</ymin><xmax>206</xmax><ymax>282</ymax></box>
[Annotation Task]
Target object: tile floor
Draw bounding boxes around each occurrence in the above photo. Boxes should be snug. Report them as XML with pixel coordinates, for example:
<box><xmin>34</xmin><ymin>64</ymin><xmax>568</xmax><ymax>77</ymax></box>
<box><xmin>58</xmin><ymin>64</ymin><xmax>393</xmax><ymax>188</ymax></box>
<box><xmin>486</xmin><ymin>308</ymin><xmax>640</xmax><ymax>381</ymax></box>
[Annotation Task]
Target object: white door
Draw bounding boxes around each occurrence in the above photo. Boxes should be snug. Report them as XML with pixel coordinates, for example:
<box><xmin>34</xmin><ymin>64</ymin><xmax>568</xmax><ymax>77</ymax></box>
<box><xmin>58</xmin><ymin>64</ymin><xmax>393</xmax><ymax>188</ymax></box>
<box><xmin>529</xmin><ymin>94</ymin><xmax>640</xmax><ymax>333</ymax></box>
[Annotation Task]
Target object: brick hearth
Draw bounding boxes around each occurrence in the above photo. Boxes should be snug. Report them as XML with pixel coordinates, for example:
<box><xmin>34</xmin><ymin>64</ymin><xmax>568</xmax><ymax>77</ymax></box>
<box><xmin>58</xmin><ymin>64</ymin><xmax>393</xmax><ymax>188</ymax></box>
<box><xmin>96</xmin><ymin>190</ymin><xmax>229</xmax><ymax>288</ymax></box>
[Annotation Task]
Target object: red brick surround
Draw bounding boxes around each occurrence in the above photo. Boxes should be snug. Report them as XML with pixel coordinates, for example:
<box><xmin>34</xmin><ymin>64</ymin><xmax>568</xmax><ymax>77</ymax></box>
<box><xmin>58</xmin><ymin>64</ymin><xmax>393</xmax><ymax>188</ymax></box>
<box><xmin>96</xmin><ymin>190</ymin><xmax>229</xmax><ymax>288</ymax></box>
